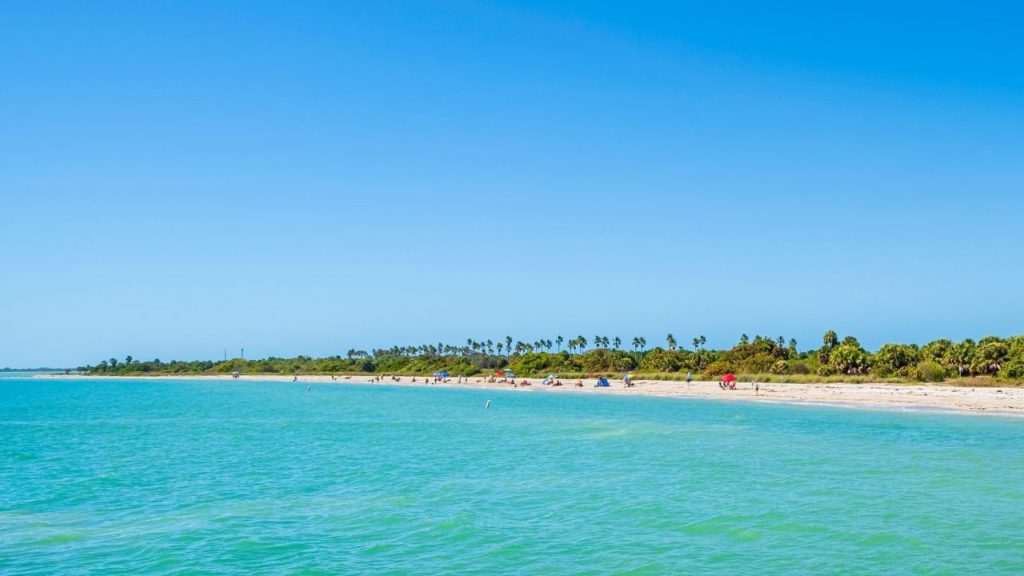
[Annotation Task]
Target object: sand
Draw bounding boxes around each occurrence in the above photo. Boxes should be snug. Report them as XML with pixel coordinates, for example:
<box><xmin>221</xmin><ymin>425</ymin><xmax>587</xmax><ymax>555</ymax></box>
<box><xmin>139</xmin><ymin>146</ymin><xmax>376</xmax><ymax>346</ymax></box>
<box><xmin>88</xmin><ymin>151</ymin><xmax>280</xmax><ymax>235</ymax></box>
<box><xmin>36</xmin><ymin>373</ymin><xmax>1024</xmax><ymax>416</ymax></box>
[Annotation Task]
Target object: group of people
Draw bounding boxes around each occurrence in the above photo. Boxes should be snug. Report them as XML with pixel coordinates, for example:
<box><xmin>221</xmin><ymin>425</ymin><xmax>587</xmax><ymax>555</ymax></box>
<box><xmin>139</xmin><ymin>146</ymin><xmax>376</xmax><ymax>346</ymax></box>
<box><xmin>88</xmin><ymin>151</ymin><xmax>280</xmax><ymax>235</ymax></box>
<box><xmin>285</xmin><ymin>372</ymin><xmax>764</xmax><ymax>395</ymax></box>
<box><xmin>718</xmin><ymin>379</ymin><xmax>760</xmax><ymax>395</ymax></box>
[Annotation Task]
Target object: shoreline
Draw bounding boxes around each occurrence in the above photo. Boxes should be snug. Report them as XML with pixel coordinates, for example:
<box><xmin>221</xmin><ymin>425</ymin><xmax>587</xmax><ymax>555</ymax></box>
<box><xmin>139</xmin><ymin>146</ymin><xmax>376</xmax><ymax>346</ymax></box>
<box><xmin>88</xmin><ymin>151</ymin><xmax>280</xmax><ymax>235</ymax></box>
<box><xmin>32</xmin><ymin>373</ymin><xmax>1024</xmax><ymax>417</ymax></box>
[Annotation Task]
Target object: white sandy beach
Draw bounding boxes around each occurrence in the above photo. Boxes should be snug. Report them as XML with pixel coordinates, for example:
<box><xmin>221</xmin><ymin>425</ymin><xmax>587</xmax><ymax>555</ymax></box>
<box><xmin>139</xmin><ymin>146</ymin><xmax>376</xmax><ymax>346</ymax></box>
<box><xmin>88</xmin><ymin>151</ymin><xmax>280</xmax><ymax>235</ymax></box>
<box><xmin>37</xmin><ymin>373</ymin><xmax>1024</xmax><ymax>416</ymax></box>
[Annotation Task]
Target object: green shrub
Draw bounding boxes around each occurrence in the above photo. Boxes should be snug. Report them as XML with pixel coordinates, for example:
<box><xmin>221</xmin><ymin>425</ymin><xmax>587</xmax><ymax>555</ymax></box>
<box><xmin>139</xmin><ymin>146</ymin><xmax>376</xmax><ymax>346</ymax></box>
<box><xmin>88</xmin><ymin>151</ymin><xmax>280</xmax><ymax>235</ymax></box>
<box><xmin>770</xmin><ymin>360</ymin><xmax>788</xmax><ymax>375</ymax></box>
<box><xmin>789</xmin><ymin>362</ymin><xmax>810</xmax><ymax>374</ymax></box>
<box><xmin>914</xmin><ymin>361</ymin><xmax>946</xmax><ymax>382</ymax></box>
<box><xmin>817</xmin><ymin>364</ymin><xmax>837</xmax><ymax>376</ymax></box>
<box><xmin>703</xmin><ymin>361</ymin><xmax>733</xmax><ymax>378</ymax></box>
<box><xmin>971</xmin><ymin>341</ymin><xmax>1008</xmax><ymax>375</ymax></box>
<box><xmin>640</xmin><ymin>349</ymin><xmax>681</xmax><ymax>372</ymax></box>
<box><xmin>1000</xmin><ymin>359</ymin><xmax>1024</xmax><ymax>379</ymax></box>
<box><xmin>873</xmin><ymin>343</ymin><xmax>921</xmax><ymax>376</ymax></box>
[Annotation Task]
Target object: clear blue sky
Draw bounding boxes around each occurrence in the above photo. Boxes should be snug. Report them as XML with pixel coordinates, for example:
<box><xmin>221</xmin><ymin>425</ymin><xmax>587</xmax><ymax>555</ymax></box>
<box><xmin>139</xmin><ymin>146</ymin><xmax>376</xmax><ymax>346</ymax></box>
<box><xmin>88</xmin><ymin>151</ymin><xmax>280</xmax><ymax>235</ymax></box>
<box><xmin>2</xmin><ymin>1</ymin><xmax>1022</xmax><ymax>367</ymax></box>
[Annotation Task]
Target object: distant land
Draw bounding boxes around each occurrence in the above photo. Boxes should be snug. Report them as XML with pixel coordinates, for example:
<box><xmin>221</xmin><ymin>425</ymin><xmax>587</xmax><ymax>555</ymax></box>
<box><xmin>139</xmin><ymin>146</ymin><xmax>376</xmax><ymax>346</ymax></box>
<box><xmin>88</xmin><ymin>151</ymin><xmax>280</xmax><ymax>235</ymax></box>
<box><xmin>1</xmin><ymin>367</ymin><xmax>67</xmax><ymax>373</ymax></box>
<box><xmin>72</xmin><ymin>331</ymin><xmax>1024</xmax><ymax>386</ymax></box>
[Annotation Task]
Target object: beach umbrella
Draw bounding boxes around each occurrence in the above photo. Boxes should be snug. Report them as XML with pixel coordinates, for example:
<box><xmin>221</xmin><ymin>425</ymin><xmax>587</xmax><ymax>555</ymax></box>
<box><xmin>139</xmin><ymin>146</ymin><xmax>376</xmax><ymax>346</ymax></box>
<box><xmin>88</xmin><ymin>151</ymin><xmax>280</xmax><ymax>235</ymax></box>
<box><xmin>723</xmin><ymin>373</ymin><xmax>737</xmax><ymax>383</ymax></box>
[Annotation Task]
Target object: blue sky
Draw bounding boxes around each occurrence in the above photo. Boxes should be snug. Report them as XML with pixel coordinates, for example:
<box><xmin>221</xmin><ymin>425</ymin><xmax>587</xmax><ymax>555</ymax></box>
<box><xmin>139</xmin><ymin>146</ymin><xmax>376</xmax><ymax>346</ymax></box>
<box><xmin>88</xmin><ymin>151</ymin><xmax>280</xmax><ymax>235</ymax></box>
<box><xmin>2</xmin><ymin>1</ymin><xmax>1022</xmax><ymax>367</ymax></box>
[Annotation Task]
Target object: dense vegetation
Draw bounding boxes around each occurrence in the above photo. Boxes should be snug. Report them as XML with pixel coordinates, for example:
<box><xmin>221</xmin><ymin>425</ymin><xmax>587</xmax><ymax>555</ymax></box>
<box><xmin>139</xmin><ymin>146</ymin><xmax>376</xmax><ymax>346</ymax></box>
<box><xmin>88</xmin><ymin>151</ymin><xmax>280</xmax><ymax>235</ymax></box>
<box><xmin>82</xmin><ymin>331</ymin><xmax>1024</xmax><ymax>385</ymax></box>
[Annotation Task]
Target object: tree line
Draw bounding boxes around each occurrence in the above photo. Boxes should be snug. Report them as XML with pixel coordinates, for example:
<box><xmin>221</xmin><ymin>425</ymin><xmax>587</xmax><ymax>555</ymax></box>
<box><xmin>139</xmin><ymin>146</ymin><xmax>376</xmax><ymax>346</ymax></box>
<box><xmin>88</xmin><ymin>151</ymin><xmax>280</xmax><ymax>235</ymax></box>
<box><xmin>82</xmin><ymin>331</ymin><xmax>1024</xmax><ymax>384</ymax></box>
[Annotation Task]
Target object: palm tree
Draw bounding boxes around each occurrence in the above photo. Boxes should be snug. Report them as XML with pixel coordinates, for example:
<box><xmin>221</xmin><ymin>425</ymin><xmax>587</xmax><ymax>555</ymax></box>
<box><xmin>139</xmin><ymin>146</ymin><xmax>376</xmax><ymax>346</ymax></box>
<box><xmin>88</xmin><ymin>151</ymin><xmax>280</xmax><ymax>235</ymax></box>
<box><xmin>613</xmin><ymin>337</ymin><xmax>621</xmax><ymax>350</ymax></box>
<box><xmin>666</xmin><ymin>333</ymin><xmax>676</xmax><ymax>351</ymax></box>
<box><xmin>505</xmin><ymin>336</ymin><xmax>513</xmax><ymax>359</ymax></box>
<box><xmin>695</xmin><ymin>335</ymin><xmax>706</xmax><ymax>350</ymax></box>
<box><xmin>823</xmin><ymin>330</ymin><xmax>839</xmax><ymax>349</ymax></box>
<box><xmin>577</xmin><ymin>336</ymin><xmax>587</xmax><ymax>352</ymax></box>
<box><xmin>486</xmin><ymin>339</ymin><xmax>493</xmax><ymax>355</ymax></box>
<box><xmin>496</xmin><ymin>342</ymin><xmax>504</xmax><ymax>356</ymax></box>
<box><xmin>556</xmin><ymin>336</ymin><xmax>564</xmax><ymax>352</ymax></box>
<box><xmin>638</xmin><ymin>337</ymin><xmax>647</xmax><ymax>352</ymax></box>
<box><xmin>632</xmin><ymin>337</ymin><xmax>640</xmax><ymax>352</ymax></box>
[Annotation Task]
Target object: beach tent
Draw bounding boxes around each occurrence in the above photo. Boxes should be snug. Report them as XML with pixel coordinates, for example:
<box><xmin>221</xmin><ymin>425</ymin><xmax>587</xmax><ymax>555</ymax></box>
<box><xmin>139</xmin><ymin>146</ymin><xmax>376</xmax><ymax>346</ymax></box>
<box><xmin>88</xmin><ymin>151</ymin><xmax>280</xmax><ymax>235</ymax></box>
<box><xmin>722</xmin><ymin>373</ymin><xmax>736</xmax><ymax>383</ymax></box>
<box><xmin>596</xmin><ymin>377</ymin><xmax>610</xmax><ymax>387</ymax></box>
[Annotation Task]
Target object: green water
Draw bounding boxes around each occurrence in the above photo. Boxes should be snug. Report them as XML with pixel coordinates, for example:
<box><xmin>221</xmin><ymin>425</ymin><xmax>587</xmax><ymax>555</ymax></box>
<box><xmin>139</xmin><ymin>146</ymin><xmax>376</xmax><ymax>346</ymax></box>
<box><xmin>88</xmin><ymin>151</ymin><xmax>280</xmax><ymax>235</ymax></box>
<box><xmin>2</xmin><ymin>377</ymin><xmax>1023</xmax><ymax>574</ymax></box>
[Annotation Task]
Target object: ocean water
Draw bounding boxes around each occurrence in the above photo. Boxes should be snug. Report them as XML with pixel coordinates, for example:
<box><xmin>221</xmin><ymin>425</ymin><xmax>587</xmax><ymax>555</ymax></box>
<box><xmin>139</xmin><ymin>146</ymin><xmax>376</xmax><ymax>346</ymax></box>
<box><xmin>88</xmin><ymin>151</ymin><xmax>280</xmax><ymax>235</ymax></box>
<box><xmin>2</xmin><ymin>377</ymin><xmax>1023</xmax><ymax>575</ymax></box>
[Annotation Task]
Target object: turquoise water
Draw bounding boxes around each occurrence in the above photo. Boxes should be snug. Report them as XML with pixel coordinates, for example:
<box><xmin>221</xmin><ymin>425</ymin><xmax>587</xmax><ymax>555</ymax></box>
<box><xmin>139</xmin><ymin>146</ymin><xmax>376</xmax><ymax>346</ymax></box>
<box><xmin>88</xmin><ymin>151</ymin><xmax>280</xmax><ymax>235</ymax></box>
<box><xmin>2</xmin><ymin>377</ymin><xmax>1023</xmax><ymax>575</ymax></box>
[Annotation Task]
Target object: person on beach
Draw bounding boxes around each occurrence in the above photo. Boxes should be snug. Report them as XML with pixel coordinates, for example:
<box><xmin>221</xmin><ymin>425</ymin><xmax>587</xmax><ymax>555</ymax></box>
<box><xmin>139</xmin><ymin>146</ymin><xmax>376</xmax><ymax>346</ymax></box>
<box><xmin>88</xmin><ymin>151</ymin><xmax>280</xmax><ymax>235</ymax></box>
<box><xmin>686</xmin><ymin>372</ymin><xmax>693</xmax><ymax>384</ymax></box>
